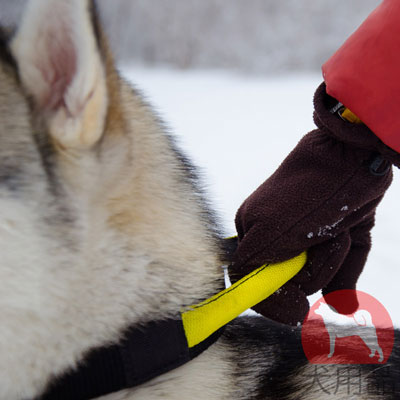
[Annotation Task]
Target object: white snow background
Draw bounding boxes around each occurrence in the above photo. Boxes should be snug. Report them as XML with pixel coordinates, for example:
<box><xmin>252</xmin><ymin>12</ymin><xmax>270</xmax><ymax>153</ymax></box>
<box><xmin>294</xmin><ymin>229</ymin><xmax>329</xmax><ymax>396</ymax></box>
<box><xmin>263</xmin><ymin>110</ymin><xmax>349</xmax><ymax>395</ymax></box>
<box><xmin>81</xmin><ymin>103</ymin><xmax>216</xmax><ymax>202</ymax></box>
<box><xmin>123</xmin><ymin>67</ymin><xmax>400</xmax><ymax>328</ymax></box>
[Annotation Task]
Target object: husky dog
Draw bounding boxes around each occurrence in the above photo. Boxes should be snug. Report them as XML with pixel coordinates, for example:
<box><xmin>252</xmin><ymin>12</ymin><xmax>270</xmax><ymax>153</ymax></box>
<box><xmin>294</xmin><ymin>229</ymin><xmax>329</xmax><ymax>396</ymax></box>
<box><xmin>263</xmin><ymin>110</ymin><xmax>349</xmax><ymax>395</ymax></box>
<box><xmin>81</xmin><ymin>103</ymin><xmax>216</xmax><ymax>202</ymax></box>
<box><xmin>315</xmin><ymin>302</ymin><xmax>384</xmax><ymax>362</ymax></box>
<box><xmin>0</xmin><ymin>0</ymin><xmax>398</xmax><ymax>399</ymax></box>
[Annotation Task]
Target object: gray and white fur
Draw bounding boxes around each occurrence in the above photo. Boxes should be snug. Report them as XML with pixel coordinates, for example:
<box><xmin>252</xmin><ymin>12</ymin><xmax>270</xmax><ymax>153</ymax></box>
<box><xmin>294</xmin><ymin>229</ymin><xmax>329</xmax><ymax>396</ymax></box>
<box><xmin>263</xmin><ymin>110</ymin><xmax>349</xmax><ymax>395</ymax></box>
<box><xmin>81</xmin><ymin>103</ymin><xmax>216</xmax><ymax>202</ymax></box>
<box><xmin>0</xmin><ymin>1</ymin><xmax>398</xmax><ymax>399</ymax></box>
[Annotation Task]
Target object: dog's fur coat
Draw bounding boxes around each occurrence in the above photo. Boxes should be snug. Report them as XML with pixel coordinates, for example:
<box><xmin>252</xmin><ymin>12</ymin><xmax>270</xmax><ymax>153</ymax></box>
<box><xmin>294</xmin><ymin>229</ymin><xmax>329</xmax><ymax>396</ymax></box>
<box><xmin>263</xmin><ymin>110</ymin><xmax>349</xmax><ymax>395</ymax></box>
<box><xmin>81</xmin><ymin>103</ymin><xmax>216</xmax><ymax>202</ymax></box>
<box><xmin>0</xmin><ymin>1</ymin><xmax>398</xmax><ymax>399</ymax></box>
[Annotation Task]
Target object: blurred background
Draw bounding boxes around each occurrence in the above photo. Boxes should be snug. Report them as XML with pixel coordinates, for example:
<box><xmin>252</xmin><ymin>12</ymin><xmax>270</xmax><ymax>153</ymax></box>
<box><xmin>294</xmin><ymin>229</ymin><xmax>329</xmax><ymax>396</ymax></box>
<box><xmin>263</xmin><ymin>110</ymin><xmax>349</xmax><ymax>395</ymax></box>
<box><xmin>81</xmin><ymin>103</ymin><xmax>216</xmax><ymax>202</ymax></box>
<box><xmin>3</xmin><ymin>1</ymin><xmax>399</xmax><ymax>327</ymax></box>
<box><xmin>1</xmin><ymin>0</ymin><xmax>380</xmax><ymax>74</ymax></box>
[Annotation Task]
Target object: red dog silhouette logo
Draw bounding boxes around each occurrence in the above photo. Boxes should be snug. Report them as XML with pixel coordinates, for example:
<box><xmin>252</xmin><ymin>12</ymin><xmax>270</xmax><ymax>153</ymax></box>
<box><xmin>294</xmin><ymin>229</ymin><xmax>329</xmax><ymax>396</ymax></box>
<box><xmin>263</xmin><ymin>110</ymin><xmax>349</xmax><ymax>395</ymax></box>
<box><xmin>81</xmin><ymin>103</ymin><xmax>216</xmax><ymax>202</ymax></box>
<box><xmin>302</xmin><ymin>290</ymin><xmax>394</xmax><ymax>364</ymax></box>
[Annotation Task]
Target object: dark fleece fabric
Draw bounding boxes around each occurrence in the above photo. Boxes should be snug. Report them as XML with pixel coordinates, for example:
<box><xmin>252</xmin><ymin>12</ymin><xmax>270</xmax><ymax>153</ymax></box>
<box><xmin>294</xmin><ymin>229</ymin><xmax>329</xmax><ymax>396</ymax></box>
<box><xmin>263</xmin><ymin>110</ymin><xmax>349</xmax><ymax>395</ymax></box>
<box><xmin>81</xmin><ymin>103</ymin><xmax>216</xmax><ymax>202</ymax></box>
<box><xmin>231</xmin><ymin>83</ymin><xmax>398</xmax><ymax>326</ymax></box>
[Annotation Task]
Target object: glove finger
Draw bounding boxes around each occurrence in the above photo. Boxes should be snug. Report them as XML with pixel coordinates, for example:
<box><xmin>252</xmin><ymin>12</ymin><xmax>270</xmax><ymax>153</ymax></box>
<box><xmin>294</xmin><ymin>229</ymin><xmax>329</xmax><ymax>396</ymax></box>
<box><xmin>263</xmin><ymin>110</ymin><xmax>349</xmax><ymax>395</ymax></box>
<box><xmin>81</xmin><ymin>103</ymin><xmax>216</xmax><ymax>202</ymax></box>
<box><xmin>232</xmin><ymin>200</ymin><xmax>379</xmax><ymax>282</ymax></box>
<box><xmin>231</xmin><ymin>224</ymin><xmax>303</xmax><ymax>278</ymax></box>
<box><xmin>293</xmin><ymin>232</ymin><xmax>351</xmax><ymax>296</ymax></box>
<box><xmin>252</xmin><ymin>281</ymin><xmax>310</xmax><ymax>326</ymax></box>
<box><xmin>322</xmin><ymin>215</ymin><xmax>375</xmax><ymax>314</ymax></box>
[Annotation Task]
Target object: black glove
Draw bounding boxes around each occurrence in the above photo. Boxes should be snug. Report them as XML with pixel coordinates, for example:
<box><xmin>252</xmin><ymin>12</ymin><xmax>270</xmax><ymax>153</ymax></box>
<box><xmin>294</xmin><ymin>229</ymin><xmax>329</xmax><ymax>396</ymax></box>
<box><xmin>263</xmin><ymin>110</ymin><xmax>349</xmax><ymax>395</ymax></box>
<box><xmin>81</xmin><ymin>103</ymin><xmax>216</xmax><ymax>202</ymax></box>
<box><xmin>230</xmin><ymin>84</ymin><xmax>397</xmax><ymax>326</ymax></box>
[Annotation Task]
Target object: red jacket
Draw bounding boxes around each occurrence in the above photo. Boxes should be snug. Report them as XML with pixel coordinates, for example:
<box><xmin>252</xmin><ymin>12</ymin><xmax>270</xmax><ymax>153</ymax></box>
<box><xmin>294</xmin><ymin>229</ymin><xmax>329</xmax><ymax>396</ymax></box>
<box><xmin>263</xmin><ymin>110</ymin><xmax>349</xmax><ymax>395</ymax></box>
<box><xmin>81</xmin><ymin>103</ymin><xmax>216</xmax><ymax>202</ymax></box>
<box><xmin>323</xmin><ymin>0</ymin><xmax>400</xmax><ymax>153</ymax></box>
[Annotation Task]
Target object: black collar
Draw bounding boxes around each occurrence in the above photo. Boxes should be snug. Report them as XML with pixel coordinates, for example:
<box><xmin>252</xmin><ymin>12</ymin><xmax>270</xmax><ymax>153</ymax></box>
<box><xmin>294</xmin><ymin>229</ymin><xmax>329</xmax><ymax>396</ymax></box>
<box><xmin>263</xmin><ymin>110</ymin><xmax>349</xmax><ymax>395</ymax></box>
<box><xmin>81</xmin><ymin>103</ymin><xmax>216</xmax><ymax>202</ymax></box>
<box><xmin>36</xmin><ymin>237</ymin><xmax>239</xmax><ymax>400</ymax></box>
<box><xmin>38</xmin><ymin>319</ymin><xmax>224</xmax><ymax>400</ymax></box>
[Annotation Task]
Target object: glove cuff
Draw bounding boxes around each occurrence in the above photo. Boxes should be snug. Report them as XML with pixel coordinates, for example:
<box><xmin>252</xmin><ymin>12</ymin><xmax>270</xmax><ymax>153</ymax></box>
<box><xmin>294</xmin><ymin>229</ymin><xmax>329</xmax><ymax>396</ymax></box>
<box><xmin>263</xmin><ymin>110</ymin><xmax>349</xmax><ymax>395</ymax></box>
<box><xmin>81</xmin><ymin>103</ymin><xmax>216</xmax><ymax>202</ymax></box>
<box><xmin>313</xmin><ymin>83</ymin><xmax>400</xmax><ymax>168</ymax></box>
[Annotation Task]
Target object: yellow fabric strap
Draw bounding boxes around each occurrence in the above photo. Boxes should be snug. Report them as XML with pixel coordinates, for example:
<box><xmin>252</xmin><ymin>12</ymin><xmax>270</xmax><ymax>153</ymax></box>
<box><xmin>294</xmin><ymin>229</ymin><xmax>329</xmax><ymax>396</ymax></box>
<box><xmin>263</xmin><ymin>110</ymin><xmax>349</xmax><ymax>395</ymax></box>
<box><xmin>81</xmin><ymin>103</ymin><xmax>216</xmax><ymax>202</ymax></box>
<box><xmin>181</xmin><ymin>252</ymin><xmax>307</xmax><ymax>348</ymax></box>
<box><xmin>341</xmin><ymin>108</ymin><xmax>363</xmax><ymax>124</ymax></box>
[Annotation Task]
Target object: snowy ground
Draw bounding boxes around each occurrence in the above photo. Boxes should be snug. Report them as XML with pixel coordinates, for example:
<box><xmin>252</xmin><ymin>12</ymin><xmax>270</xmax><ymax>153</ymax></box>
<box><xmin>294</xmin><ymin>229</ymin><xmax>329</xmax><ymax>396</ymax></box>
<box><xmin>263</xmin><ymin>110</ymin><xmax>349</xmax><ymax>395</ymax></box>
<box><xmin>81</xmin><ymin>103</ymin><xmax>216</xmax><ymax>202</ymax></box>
<box><xmin>122</xmin><ymin>66</ymin><xmax>400</xmax><ymax>327</ymax></box>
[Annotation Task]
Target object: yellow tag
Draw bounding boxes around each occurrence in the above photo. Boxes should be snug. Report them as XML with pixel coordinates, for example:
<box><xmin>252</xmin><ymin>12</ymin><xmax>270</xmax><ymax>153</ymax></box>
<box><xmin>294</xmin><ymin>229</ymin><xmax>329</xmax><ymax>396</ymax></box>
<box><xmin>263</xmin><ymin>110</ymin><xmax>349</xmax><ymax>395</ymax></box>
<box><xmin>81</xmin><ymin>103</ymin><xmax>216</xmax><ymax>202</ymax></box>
<box><xmin>341</xmin><ymin>108</ymin><xmax>363</xmax><ymax>124</ymax></box>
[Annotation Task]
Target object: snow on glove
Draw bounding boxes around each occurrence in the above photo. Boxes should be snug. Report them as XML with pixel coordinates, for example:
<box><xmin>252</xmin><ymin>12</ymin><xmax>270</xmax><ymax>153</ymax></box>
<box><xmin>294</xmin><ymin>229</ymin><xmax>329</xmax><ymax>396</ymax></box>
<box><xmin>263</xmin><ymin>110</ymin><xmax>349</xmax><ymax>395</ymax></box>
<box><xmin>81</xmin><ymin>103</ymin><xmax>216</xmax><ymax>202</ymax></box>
<box><xmin>230</xmin><ymin>83</ymin><xmax>399</xmax><ymax>326</ymax></box>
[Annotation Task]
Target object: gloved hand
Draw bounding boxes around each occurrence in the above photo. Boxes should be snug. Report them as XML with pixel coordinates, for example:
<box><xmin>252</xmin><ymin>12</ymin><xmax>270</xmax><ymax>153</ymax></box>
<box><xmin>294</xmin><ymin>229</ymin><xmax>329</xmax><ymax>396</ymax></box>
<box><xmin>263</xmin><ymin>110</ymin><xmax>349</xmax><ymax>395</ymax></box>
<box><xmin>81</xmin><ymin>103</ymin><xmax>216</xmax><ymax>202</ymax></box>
<box><xmin>230</xmin><ymin>83</ymin><xmax>399</xmax><ymax>326</ymax></box>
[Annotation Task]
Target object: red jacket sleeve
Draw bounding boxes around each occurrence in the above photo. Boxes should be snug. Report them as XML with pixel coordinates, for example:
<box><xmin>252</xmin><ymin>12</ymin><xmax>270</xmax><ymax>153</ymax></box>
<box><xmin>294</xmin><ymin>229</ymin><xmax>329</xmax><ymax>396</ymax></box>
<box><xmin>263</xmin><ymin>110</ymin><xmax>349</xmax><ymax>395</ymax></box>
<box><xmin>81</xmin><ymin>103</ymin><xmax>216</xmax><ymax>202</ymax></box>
<box><xmin>322</xmin><ymin>0</ymin><xmax>400</xmax><ymax>153</ymax></box>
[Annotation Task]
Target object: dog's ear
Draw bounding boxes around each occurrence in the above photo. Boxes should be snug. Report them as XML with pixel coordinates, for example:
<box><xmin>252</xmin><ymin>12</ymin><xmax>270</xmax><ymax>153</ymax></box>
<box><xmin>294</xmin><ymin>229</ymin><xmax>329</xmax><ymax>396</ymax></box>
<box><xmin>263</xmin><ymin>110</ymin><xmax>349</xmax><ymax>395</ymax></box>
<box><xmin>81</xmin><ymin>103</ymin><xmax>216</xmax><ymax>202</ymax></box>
<box><xmin>11</xmin><ymin>0</ymin><xmax>108</xmax><ymax>149</ymax></box>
